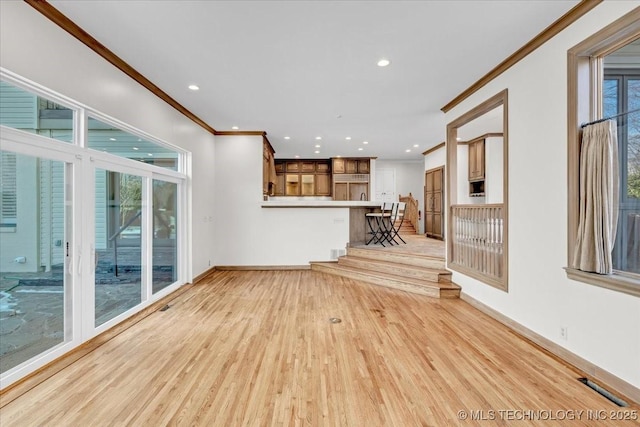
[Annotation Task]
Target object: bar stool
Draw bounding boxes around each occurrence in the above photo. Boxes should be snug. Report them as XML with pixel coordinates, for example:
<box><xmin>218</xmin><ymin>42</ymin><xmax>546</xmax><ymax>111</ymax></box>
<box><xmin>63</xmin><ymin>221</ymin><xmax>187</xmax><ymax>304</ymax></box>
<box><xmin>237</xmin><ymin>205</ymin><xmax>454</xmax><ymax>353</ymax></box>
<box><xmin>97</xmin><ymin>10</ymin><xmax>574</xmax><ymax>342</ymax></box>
<box><xmin>365</xmin><ymin>202</ymin><xmax>394</xmax><ymax>246</ymax></box>
<box><xmin>387</xmin><ymin>202</ymin><xmax>406</xmax><ymax>244</ymax></box>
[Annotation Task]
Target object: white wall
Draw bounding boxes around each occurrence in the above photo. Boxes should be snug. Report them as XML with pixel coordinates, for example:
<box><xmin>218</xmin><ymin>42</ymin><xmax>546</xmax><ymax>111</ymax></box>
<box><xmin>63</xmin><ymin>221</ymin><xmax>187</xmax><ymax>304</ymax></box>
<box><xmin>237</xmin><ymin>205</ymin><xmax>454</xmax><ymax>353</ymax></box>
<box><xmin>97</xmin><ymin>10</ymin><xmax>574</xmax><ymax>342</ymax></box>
<box><xmin>424</xmin><ymin>145</ymin><xmax>446</xmax><ymax>172</ymax></box>
<box><xmin>484</xmin><ymin>136</ymin><xmax>503</xmax><ymax>204</ymax></box>
<box><xmin>213</xmin><ymin>135</ymin><xmax>350</xmax><ymax>266</ymax></box>
<box><xmin>0</xmin><ymin>2</ymin><xmax>216</xmax><ymax>279</ymax></box>
<box><xmin>375</xmin><ymin>160</ymin><xmax>424</xmax><ymax>233</ymax></box>
<box><xmin>445</xmin><ymin>1</ymin><xmax>640</xmax><ymax>391</ymax></box>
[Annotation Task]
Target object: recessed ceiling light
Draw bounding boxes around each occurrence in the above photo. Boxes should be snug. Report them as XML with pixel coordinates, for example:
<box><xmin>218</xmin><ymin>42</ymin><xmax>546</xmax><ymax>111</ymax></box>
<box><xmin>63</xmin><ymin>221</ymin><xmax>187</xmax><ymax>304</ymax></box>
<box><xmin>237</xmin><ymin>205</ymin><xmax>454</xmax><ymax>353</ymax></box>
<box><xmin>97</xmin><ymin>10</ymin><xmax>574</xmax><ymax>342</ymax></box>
<box><xmin>148</xmin><ymin>153</ymin><xmax>154</xmax><ymax>156</ymax></box>
<box><xmin>132</xmin><ymin>147</ymin><xmax>139</xmax><ymax>151</ymax></box>
<box><xmin>358</xmin><ymin>148</ymin><xmax>364</xmax><ymax>151</ymax></box>
<box><xmin>336</xmin><ymin>155</ymin><xmax>342</xmax><ymax>158</ymax></box>
<box><xmin>295</xmin><ymin>155</ymin><xmax>300</xmax><ymax>158</ymax></box>
<box><xmin>109</xmin><ymin>138</ymin><xmax>116</xmax><ymax>141</ymax></box>
<box><xmin>231</xmin><ymin>126</ymin><xmax>239</xmax><ymax>130</ymax></box>
<box><xmin>413</xmin><ymin>144</ymin><xmax>419</xmax><ymax>148</ymax></box>
<box><xmin>405</xmin><ymin>149</ymin><xmax>411</xmax><ymax>153</ymax></box>
<box><xmin>188</xmin><ymin>84</ymin><xmax>199</xmax><ymax>91</ymax></box>
<box><xmin>377</xmin><ymin>58</ymin><xmax>391</xmax><ymax>67</ymax></box>
<box><xmin>314</xmin><ymin>150</ymin><xmax>320</xmax><ymax>154</ymax></box>
<box><xmin>345</xmin><ymin>137</ymin><xmax>351</xmax><ymax>140</ymax></box>
<box><xmin>363</xmin><ymin>141</ymin><xmax>369</xmax><ymax>145</ymax></box>
<box><xmin>284</xmin><ymin>136</ymin><xmax>291</xmax><ymax>140</ymax></box>
<box><xmin>315</xmin><ymin>136</ymin><xmax>322</xmax><ymax>140</ymax></box>
<box><xmin>315</xmin><ymin>144</ymin><xmax>321</xmax><ymax>148</ymax></box>
<box><xmin>456</xmin><ymin>137</ymin><xmax>462</xmax><ymax>141</ymax></box>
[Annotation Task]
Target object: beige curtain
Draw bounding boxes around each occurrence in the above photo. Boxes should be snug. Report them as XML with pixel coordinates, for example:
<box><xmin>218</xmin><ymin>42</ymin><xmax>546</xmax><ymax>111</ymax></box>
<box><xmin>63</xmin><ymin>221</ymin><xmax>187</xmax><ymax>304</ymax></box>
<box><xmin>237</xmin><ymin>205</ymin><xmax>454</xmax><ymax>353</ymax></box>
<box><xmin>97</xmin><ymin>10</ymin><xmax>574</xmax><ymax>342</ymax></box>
<box><xmin>573</xmin><ymin>120</ymin><xmax>619</xmax><ymax>274</ymax></box>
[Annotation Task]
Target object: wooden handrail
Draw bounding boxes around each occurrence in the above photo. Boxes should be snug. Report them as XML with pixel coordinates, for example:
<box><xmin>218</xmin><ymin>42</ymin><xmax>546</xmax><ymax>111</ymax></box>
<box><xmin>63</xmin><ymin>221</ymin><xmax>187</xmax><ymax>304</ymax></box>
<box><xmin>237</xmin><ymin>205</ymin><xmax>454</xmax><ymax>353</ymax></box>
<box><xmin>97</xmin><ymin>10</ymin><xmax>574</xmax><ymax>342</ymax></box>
<box><xmin>399</xmin><ymin>193</ymin><xmax>419</xmax><ymax>234</ymax></box>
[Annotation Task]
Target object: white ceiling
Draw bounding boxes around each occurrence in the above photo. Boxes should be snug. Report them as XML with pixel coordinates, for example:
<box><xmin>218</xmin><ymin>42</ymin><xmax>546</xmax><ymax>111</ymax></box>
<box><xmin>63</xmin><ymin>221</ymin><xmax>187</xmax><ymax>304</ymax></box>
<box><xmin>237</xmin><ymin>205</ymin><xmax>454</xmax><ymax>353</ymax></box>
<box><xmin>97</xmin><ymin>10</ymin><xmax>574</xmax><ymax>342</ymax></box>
<box><xmin>50</xmin><ymin>0</ymin><xmax>579</xmax><ymax>160</ymax></box>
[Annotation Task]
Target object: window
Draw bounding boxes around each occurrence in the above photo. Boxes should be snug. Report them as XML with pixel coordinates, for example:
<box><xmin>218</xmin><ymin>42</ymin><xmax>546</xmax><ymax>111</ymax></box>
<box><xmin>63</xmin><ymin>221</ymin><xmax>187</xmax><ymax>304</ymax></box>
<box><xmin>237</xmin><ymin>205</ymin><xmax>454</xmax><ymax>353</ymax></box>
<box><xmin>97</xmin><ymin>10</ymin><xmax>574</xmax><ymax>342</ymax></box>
<box><xmin>0</xmin><ymin>80</ymin><xmax>74</xmax><ymax>143</ymax></box>
<box><xmin>567</xmin><ymin>8</ymin><xmax>640</xmax><ymax>297</ymax></box>
<box><xmin>603</xmin><ymin>68</ymin><xmax>640</xmax><ymax>275</ymax></box>
<box><xmin>87</xmin><ymin>117</ymin><xmax>180</xmax><ymax>170</ymax></box>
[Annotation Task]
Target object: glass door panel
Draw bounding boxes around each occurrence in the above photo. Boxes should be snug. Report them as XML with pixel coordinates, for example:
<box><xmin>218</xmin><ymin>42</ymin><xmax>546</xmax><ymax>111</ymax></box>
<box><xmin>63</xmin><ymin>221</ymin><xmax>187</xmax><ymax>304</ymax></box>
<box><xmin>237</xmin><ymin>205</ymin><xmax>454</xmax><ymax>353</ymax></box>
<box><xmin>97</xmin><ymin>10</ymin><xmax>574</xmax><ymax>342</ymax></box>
<box><xmin>152</xmin><ymin>179</ymin><xmax>177</xmax><ymax>293</ymax></box>
<box><xmin>0</xmin><ymin>151</ymin><xmax>68</xmax><ymax>374</ymax></box>
<box><xmin>94</xmin><ymin>169</ymin><xmax>142</xmax><ymax>326</ymax></box>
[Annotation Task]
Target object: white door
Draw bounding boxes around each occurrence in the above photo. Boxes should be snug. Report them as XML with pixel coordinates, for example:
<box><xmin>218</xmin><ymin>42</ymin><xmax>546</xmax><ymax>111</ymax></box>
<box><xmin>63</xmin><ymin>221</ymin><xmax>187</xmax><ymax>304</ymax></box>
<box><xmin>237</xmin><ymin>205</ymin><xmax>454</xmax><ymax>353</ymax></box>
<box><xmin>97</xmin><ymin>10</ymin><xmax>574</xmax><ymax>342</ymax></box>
<box><xmin>375</xmin><ymin>168</ymin><xmax>396</xmax><ymax>202</ymax></box>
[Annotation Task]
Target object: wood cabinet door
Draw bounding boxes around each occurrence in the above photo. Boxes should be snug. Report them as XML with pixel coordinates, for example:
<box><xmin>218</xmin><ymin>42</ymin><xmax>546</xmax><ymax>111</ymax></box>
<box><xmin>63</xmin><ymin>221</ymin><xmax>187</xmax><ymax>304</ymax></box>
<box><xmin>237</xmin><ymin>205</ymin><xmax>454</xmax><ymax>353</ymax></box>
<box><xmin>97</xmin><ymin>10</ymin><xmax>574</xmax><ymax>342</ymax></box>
<box><xmin>285</xmin><ymin>174</ymin><xmax>300</xmax><ymax>195</ymax></box>
<box><xmin>349</xmin><ymin>183</ymin><xmax>368</xmax><ymax>201</ymax></box>
<box><xmin>286</xmin><ymin>162</ymin><xmax>300</xmax><ymax>173</ymax></box>
<box><xmin>301</xmin><ymin>175</ymin><xmax>315</xmax><ymax>195</ymax></box>
<box><xmin>316</xmin><ymin>162</ymin><xmax>330</xmax><ymax>173</ymax></box>
<box><xmin>275</xmin><ymin>162</ymin><xmax>284</xmax><ymax>173</ymax></box>
<box><xmin>301</xmin><ymin>162</ymin><xmax>315</xmax><ymax>173</ymax></box>
<box><xmin>316</xmin><ymin>174</ymin><xmax>331</xmax><ymax>196</ymax></box>
<box><xmin>346</xmin><ymin>160</ymin><xmax>357</xmax><ymax>174</ymax></box>
<box><xmin>357</xmin><ymin>160</ymin><xmax>370</xmax><ymax>174</ymax></box>
<box><xmin>275</xmin><ymin>174</ymin><xmax>285</xmax><ymax>196</ymax></box>
<box><xmin>468</xmin><ymin>140</ymin><xmax>485</xmax><ymax>181</ymax></box>
<box><xmin>333</xmin><ymin>158</ymin><xmax>345</xmax><ymax>174</ymax></box>
<box><xmin>334</xmin><ymin>183</ymin><xmax>348</xmax><ymax>200</ymax></box>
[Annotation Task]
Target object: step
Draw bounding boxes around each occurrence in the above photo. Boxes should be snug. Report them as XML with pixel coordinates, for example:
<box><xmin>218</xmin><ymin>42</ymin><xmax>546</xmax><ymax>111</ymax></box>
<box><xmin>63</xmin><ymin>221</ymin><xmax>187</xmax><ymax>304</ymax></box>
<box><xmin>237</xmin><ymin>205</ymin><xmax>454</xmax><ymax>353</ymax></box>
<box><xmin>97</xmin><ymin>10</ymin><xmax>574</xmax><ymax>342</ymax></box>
<box><xmin>338</xmin><ymin>256</ymin><xmax>451</xmax><ymax>282</ymax></box>
<box><xmin>311</xmin><ymin>262</ymin><xmax>460</xmax><ymax>299</ymax></box>
<box><xmin>346</xmin><ymin>246</ymin><xmax>446</xmax><ymax>270</ymax></box>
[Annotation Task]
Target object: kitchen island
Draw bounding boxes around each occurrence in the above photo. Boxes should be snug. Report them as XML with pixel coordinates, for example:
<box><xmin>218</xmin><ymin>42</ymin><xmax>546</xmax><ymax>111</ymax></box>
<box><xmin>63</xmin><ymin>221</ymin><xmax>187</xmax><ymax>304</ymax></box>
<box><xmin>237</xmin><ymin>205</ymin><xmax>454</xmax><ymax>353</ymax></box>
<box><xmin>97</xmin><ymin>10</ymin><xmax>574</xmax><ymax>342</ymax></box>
<box><xmin>262</xmin><ymin>199</ymin><xmax>381</xmax><ymax>246</ymax></box>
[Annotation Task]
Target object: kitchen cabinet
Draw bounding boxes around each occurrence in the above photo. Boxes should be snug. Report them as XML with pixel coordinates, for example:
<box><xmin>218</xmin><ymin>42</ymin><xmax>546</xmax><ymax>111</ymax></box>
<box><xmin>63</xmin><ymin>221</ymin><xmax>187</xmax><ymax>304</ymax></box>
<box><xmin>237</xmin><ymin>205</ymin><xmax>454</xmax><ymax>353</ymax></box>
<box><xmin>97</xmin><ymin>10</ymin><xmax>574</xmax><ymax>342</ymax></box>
<box><xmin>468</xmin><ymin>139</ymin><xmax>485</xmax><ymax>182</ymax></box>
<box><xmin>357</xmin><ymin>160</ymin><xmax>370</xmax><ymax>174</ymax></box>
<box><xmin>346</xmin><ymin>159</ymin><xmax>357</xmax><ymax>174</ymax></box>
<box><xmin>274</xmin><ymin>159</ymin><xmax>331</xmax><ymax>197</ymax></box>
<box><xmin>332</xmin><ymin>158</ymin><xmax>345</xmax><ymax>174</ymax></box>
<box><xmin>316</xmin><ymin>174</ymin><xmax>331</xmax><ymax>196</ymax></box>
<box><xmin>334</xmin><ymin>183</ymin><xmax>348</xmax><ymax>201</ymax></box>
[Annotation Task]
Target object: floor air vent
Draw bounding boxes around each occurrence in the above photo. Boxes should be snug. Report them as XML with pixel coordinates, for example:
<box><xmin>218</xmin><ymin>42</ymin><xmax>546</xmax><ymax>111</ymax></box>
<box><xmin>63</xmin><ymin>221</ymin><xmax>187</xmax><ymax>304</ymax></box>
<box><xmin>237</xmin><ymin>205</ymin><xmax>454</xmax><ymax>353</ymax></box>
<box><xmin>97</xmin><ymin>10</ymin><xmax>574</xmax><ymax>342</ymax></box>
<box><xmin>159</xmin><ymin>304</ymin><xmax>170</xmax><ymax>312</ymax></box>
<box><xmin>578</xmin><ymin>377</ymin><xmax>628</xmax><ymax>407</ymax></box>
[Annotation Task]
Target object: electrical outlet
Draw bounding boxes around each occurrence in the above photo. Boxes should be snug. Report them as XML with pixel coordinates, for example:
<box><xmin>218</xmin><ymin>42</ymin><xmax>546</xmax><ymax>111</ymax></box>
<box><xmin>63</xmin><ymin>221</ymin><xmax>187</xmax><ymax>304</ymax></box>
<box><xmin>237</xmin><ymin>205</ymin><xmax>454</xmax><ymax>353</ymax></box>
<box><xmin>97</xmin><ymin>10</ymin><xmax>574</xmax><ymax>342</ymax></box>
<box><xmin>560</xmin><ymin>326</ymin><xmax>568</xmax><ymax>341</ymax></box>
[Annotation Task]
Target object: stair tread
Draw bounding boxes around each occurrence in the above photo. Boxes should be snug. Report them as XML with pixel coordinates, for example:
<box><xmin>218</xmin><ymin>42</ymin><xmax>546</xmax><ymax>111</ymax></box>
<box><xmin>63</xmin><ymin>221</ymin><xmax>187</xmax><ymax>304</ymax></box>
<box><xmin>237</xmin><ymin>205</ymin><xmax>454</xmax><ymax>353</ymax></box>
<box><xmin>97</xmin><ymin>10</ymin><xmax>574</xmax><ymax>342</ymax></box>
<box><xmin>339</xmin><ymin>256</ymin><xmax>450</xmax><ymax>275</ymax></box>
<box><xmin>312</xmin><ymin>262</ymin><xmax>460</xmax><ymax>290</ymax></box>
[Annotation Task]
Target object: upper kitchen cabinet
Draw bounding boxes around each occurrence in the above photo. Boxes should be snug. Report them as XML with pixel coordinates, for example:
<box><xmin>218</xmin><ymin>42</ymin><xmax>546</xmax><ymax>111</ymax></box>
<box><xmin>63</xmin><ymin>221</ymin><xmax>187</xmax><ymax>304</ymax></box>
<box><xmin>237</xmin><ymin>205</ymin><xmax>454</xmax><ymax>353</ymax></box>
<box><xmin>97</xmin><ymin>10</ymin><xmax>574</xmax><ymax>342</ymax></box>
<box><xmin>274</xmin><ymin>159</ymin><xmax>331</xmax><ymax>197</ymax></box>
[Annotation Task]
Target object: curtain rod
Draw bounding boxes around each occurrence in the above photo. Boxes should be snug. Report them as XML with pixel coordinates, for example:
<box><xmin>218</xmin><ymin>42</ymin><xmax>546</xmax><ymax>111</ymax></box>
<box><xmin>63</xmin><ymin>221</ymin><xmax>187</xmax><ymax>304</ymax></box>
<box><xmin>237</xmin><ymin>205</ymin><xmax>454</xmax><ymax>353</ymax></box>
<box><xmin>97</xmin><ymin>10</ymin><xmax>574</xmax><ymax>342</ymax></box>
<box><xmin>581</xmin><ymin>106</ymin><xmax>640</xmax><ymax>128</ymax></box>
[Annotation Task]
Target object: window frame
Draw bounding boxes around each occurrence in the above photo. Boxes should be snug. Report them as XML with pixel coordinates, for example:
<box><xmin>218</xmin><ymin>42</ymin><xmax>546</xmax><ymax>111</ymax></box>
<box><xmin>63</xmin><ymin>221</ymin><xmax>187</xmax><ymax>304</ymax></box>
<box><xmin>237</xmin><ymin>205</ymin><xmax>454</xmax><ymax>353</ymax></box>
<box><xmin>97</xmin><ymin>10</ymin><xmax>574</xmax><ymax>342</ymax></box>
<box><xmin>566</xmin><ymin>7</ymin><xmax>640</xmax><ymax>298</ymax></box>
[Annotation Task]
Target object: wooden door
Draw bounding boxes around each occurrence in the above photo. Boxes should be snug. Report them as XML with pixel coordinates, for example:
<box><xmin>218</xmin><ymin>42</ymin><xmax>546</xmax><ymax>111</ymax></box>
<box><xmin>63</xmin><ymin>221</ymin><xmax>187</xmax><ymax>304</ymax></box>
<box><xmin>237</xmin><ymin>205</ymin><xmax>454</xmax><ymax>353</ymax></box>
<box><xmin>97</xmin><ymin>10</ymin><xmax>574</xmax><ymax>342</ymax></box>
<box><xmin>425</xmin><ymin>166</ymin><xmax>444</xmax><ymax>240</ymax></box>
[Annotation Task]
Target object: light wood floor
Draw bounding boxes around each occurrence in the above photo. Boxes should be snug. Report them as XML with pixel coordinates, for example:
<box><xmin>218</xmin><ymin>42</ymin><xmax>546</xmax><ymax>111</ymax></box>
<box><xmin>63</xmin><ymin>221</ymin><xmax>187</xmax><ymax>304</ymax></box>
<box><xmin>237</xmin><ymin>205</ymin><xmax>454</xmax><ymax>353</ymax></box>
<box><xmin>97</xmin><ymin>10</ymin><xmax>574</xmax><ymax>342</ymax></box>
<box><xmin>353</xmin><ymin>233</ymin><xmax>446</xmax><ymax>259</ymax></box>
<box><xmin>2</xmin><ymin>270</ymin><xmax>637</xmax><ymax>426</ymax></box>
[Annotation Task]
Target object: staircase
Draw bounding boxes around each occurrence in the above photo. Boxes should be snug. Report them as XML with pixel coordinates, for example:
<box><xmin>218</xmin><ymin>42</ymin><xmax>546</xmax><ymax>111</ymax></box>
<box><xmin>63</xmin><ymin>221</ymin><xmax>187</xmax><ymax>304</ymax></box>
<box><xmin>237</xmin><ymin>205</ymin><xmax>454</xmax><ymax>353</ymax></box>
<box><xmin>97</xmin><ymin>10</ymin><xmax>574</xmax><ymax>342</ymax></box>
<box><xmin>311</xmin><ymin>246</ymin><xmax>460</xmax><ymax>299</ymax></box>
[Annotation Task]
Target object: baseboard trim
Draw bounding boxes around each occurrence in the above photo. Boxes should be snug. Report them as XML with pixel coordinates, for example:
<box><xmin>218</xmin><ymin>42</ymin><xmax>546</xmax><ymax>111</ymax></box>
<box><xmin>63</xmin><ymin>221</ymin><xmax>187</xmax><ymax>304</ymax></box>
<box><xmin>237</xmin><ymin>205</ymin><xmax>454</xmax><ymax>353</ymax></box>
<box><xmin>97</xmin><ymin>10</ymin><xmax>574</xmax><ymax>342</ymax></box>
<box><xmin>215</xmin><ymin>265</ymin><xmax>310</xmax><ymax>271</ymax></box>
<box><xmin>0</xmin><ymin>283</ymin><xmax>193</xmax><ymax>408</ymax></box>
<box><xmin>460</xmin><ymin>292</ymin><xmax>640</xmax><ymax>405</ymax></box>
<box><xmin>193</xmin><ymin>266</ymin><xmax>216</xmax><ymax>283</ymax></box>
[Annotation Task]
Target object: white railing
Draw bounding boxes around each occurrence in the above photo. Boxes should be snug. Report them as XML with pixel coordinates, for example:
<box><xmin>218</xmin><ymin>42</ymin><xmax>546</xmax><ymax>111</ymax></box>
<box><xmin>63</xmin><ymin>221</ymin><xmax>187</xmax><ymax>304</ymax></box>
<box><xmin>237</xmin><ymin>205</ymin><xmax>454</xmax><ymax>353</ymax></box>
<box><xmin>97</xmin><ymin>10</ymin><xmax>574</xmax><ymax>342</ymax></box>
<box><xmin>451</xmin><ymin>204</ymin><xmax>504</xmax><ymax>282</ymax></box>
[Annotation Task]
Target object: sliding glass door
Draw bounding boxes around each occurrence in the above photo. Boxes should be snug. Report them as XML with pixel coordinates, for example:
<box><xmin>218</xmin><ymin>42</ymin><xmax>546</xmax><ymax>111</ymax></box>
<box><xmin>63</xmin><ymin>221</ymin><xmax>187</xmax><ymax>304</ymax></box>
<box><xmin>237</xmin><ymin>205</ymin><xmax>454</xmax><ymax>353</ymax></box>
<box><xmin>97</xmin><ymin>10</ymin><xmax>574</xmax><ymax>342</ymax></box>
<box><xmin>0</xmin><ymin>146</ymin><xmax>75</xmax><ymax>377</ymax></box>
<box><xmin>94</xmin><ymin>168</ymin><xmax>144</xmax><ymax>327</ymax></box>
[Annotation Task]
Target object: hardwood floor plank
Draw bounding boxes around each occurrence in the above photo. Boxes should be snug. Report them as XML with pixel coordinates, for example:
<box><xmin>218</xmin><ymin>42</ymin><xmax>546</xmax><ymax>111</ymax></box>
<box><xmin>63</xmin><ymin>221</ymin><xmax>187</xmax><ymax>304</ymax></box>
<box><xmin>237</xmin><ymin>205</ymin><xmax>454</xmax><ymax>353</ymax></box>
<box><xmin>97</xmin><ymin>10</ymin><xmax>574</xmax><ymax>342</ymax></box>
<box><xmin>1</xmin><ymin>270</ymin><xmax>638</xmax><ymax>426</ymax></box>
